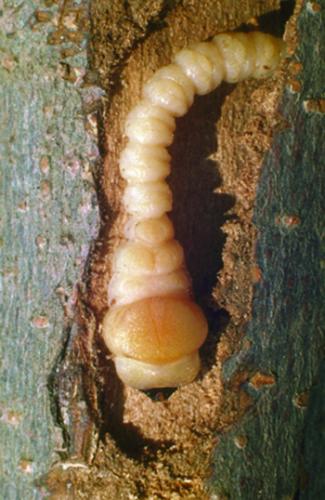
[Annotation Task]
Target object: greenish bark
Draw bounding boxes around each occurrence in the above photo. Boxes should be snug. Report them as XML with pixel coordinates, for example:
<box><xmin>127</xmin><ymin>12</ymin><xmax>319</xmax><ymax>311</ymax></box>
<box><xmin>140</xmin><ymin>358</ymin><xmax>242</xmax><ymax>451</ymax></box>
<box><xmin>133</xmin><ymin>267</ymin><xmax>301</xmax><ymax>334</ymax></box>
<box><xmin>0</xmin><ymin>1</ymin><xmax>97</xmax><ymax>498</ymax></box>
<box><xmin>210</xmin><ymin>3</ymin><xmax>325</xmax><ymax>498</ymax></box>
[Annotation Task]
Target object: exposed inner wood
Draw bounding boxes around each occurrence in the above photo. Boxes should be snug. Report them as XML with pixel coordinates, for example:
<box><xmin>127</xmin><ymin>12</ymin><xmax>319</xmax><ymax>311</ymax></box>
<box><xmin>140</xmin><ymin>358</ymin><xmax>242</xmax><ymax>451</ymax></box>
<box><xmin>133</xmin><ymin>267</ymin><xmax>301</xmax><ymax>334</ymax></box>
<box><xmin>46</xmin><ymin>1</ymin><xmax>299</xmax><ymax>498</ymax></box>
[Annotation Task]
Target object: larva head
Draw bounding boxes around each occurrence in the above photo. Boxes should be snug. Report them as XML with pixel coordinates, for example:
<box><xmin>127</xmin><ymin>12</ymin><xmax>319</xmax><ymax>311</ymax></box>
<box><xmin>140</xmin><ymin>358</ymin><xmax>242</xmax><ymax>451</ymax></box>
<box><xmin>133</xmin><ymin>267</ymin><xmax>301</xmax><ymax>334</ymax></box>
<box><xmin>102</xmin><ymin>296</ymin><xmax>208</xmax><ymax>366</ymax></box>
<box><xmin>250</xmin><ymin>32</ymin><xmax>286</xmax><ymax>79</ymax></box>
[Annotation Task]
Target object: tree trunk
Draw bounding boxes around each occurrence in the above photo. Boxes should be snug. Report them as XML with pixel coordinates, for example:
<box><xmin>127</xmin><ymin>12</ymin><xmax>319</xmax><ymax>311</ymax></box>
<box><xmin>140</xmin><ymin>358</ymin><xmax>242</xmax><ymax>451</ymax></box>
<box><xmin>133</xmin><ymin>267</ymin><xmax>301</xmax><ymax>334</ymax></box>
<box><xmin>1</xmin><ymin>0</ymin><xmax>324</xmax><ymax>499</ymax></box>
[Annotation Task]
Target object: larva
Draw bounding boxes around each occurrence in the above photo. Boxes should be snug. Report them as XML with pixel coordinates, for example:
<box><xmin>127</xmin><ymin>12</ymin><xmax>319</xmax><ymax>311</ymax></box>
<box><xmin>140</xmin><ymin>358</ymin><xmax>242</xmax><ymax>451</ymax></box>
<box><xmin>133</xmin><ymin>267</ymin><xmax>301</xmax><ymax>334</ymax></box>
<box><xmin>102</xmin><ymin>31</ymin><xmax>284</xmax><ymax>390</ymax></box>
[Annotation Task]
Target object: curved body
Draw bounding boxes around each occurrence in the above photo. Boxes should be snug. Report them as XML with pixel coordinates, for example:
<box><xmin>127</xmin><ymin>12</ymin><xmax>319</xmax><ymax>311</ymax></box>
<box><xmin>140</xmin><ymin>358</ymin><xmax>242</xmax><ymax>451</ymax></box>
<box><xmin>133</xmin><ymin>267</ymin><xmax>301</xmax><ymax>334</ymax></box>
<box><xmin>102</xmin><ymin>31</ymin><xmax>284</xmax><ymax>390</ymax></box>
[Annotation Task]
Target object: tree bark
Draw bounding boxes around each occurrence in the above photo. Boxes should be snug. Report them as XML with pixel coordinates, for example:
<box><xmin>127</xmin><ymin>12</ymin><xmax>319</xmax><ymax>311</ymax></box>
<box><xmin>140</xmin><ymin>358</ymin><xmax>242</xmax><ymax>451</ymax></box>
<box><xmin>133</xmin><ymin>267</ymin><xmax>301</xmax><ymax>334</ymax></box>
<box><xmin>0</xmin><ymin>0</ymin><xmax>98</xmax><ymax>497</ymax></box>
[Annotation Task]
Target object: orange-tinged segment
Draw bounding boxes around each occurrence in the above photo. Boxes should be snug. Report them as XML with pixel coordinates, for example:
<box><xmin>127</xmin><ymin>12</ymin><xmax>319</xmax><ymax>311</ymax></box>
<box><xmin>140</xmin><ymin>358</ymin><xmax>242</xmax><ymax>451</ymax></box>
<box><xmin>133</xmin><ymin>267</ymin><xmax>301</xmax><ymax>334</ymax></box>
<box><xmin>102</xmin><ymin>296</ymin><xmax>208</xmax><ymax>363</ymax></box>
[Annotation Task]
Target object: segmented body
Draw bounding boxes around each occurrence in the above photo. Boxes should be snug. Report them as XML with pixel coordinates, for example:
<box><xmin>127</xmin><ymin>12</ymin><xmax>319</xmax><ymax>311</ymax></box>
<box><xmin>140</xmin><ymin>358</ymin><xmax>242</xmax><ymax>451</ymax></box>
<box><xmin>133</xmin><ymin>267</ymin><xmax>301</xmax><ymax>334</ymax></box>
<box><xmin>102</xmin><ymin>31</ymin><xmax>284</xmax><ymax>390</ymax></box>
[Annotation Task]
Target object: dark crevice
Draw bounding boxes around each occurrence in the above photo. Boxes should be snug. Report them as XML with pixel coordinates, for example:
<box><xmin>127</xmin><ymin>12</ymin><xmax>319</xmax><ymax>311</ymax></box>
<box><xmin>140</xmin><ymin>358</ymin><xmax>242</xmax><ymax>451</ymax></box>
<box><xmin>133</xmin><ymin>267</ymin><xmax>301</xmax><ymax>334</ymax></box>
<box><xmin>47</xmin><ymin>322</ymin><xmax>74</xmax><ymax>460</ymax></box>
<box><xmin>258</xmin><ymin>0</ymin><xmax>295</xmax><ymax>37</ymax></box>
<box><xmin>169</xmin><ymin>83</ymin><xmax>236</xmax><ymax>302</ymax></box>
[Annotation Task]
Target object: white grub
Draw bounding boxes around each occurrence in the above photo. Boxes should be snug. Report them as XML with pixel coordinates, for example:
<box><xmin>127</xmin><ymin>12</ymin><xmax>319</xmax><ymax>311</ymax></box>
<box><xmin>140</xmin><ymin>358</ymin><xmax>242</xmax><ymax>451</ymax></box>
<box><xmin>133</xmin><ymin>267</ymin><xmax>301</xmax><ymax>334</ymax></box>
<box><xmin>102</xmin><ymin>31</ymin><xmax>284</xmax><ymax>390</ymax></box>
